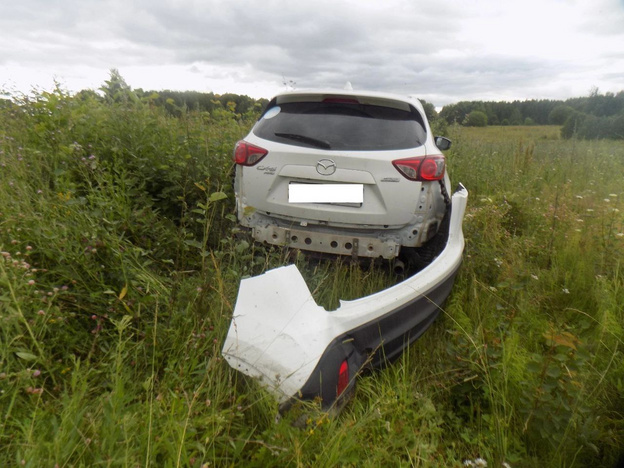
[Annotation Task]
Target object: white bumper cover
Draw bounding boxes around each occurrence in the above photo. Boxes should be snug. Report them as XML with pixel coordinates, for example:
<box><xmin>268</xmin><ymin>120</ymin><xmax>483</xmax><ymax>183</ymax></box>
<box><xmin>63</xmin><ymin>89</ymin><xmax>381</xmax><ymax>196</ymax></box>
<box><xmin>222</xmin><ymin>185</ymin><xmax>468</xmax><ymax>403</ymax></box>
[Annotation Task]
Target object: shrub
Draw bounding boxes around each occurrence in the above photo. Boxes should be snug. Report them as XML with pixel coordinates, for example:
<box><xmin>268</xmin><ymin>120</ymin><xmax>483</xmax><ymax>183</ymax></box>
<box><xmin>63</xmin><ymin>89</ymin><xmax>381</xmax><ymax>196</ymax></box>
<box><xmin>464</xmin><ymin>110</ymin><xmax>488</xmax><ymax>127</ymax></box>
<box><xmin>548</xmin><ymin>105</ymin><xmax>574</xmax><ymax>125</ymax></box>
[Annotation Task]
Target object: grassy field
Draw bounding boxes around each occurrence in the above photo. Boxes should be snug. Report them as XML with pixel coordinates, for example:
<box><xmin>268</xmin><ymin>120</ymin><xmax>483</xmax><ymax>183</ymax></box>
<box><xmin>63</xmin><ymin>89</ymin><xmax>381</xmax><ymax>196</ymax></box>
<box><xmin>1</xmin><ymin>87</ymin><xmax>623</xmax><ymax>467</ymax></box>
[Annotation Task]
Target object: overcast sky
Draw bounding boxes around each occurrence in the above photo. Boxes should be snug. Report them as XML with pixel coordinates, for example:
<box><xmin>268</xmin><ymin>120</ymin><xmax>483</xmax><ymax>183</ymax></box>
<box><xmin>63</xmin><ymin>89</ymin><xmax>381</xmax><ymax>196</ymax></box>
<box><xmin>1</xmin><ymin>0</ymin><xmax>623</xmax><ymax>107</ymax></box>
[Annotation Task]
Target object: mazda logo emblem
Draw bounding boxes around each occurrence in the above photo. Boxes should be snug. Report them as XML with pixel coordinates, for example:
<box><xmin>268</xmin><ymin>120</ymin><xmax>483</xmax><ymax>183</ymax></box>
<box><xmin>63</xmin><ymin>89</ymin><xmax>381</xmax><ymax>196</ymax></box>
<box><xmin>316</xmin><ymin>159</ymin><xmax>336</xmax><ymax>176</ymax></box>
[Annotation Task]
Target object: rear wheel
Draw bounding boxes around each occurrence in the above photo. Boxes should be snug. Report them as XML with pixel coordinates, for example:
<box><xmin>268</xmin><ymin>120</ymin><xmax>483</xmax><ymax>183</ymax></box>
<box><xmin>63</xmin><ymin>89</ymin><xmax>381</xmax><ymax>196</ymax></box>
<box><xmin>400</xmin><ymin>208</ymin><xmax>451</xmax><ymax>273</ymax></box>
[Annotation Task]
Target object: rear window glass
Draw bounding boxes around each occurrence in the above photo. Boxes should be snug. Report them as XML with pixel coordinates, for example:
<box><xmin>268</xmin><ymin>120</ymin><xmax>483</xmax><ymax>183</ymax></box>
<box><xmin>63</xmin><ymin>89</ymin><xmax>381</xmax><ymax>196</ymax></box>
<box><xmin>252</xmin><ymin>101</ymin><xmax>426</xmax><ymax>151</ymax></box>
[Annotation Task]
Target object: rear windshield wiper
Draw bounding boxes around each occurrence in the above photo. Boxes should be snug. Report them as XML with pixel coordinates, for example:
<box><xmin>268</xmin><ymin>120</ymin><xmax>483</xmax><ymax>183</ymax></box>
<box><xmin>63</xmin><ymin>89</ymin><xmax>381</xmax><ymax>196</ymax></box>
<box><xmin>274</xmin><ymin>133</ymin><xmax>331</xmax><ymax>150</ymax></box>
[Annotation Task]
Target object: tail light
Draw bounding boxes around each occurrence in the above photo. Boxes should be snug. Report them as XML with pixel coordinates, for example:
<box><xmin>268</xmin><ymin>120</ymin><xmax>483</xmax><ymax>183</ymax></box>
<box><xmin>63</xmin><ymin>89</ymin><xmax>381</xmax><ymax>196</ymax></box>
<box><xmin>234</xmin><ymin>141</ymin><xmax>268</xmax><ymax>166</ymax></box>
<box><xmin>392</xmin><ymin>155</ymin><xmax>445</xmax><ymax>181</ymax></box>
<box><xmin>337</xmin><ymin>359</ymin><xmax>349</xmax><ymax>396</ymax></box>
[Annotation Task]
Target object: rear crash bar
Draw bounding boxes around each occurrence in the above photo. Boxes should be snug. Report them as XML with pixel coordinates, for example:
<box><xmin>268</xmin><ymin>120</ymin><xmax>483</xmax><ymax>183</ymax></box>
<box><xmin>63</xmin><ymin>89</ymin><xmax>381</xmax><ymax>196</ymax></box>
<box><xmin>252</xmin><ymin>224</ymin><xmax>401</xmax><ymax>259</ymax></box>
<box><xmin>222</xmin><ymin>184</ymin><xmax>468</xmax><ymax>408</ymax></box>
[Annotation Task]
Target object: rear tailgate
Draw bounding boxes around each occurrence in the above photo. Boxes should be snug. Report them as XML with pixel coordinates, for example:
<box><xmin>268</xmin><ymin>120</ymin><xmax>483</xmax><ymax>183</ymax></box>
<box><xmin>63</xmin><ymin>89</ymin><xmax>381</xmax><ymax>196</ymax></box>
<box><xmin>239</xmin><ymin>141</ymin><xmax>427</xmax><ymax>228</ymax></box>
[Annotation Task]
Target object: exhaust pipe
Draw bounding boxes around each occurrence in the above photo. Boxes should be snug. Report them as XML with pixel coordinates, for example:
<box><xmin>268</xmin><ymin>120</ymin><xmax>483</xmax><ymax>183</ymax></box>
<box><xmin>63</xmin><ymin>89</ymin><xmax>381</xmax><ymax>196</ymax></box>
<box><xmin>393</xmin><ymin>258</ymin><xmax>405</xmax><ymax>275</ymax></box>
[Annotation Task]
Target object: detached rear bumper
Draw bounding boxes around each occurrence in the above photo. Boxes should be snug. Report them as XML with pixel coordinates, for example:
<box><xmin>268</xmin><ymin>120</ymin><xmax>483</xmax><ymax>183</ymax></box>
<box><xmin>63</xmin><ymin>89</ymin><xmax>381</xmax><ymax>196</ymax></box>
<box><xmin>222</xmin><ymin>184</ymin><xmax>468</xmax><ymax>408</ymax></box>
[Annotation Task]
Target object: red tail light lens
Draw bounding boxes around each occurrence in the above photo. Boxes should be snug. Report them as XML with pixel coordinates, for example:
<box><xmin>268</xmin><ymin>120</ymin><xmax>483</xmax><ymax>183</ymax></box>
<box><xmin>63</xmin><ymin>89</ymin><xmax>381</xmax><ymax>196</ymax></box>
<box><xmin>234</xmin><ymin>141</ymin><xmax>268</xmax><ymax>166</ymax></box>
<box><xmin>392</xmin><ymin>155</ymin><xmax>445</xmax><ymax>181</ymax></box>
<box><xmin>337</xmin><ymin>359</ymin><xmax>349</xmax><ymax>396</ymax></box>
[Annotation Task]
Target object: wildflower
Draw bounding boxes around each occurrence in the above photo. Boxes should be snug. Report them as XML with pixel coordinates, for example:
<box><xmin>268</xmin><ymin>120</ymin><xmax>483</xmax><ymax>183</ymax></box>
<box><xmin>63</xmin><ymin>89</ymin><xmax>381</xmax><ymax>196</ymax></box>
<box><xmin>562</xmin><ymin>288</ymin><xmax>570</xmax><ymax>294</ymax></box>
<box><xmin>531</xmin><ymin>274</ymin><xmax>539</xmax><ymax>280</ymax></box>
<box><xmin>27</xmin><ymin>280</ymin><xmax>35</xmax><ymax>286</ymax></box>
<box><xmin>26</xmin><ymin>245</ymin><xmax>32</xmax><ymax>251</ymax></box>
<box><xmin>37</xmin><ymin>189</ymin><xmax>43</xmax><ymax>194</ymax></box>
<box><xmin>575</xmin><ymin>195</ymin><xmax>583</xmax><ymax>199</ymax></box>
<box><xmin>609</xmin><ymin>193</ymin><xmax>617</xmax><ymax>197</ymax></box>
<box><xmin>474</xmin><ymin>459</ymin><xmax>487</xmax><ymax>467</ymax></box>
<box><xmin>37</xmin><ymin>310</ymin><xmax>45</xmax><ymax>315</ymax></box>
<box><xmin>463</xmin><ymin>461</ymin><xmax>474</xmax><ymax>467</ymax></box>
<box><xmin>604</xmin><ymin>198</ymin><xmax>610</xmax><ymax>203</ymax></box>
<box><xmin>617</xmin><ymin>233</ymin><xmax>624</xmax><ymax>237</ymax></box>
<box><xmin>196</xmin><ymin>287</ymin><xmax>203</xmax><ymax>292</ymax></box>
<box><xmin>586</xmin><ymin>209</ymin><xmax>594</xmax><ymax>212</ymax></box>
<box><xmin>89</xmin><ymin>155</ymin><xmax>96</xmax><ymax>160</ymax></box>
<box><xmin>502</xmin><ymin>463</ymin><xmax>512</xmax><ymax>468</ymax></box>
<box><xmin>32</xmin><ymin>369</ymin><xmax>41</xmax><ymax>378</ymax></box>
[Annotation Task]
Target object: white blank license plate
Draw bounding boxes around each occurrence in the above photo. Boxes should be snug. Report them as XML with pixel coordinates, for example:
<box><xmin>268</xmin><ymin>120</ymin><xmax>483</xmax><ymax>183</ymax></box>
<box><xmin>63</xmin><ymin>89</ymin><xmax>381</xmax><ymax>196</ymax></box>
<box><xmin>289</xmin><ymin>184</ymin><xmax>363</xmax><ymax>203</ymax></box>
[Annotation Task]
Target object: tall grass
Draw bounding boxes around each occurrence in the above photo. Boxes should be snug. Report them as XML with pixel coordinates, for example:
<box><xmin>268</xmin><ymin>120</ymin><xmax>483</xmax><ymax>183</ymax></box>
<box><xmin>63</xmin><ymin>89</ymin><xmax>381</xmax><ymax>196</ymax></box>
<box><xmin>1</xmin><ymin>85</ymin><xmax>622</xmax><ymax>467</ymax></box>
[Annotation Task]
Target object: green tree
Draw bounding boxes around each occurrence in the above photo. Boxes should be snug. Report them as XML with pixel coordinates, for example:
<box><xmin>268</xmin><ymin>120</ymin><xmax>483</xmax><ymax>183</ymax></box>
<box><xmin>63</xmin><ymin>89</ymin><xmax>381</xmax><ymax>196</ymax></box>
<box><xmin>549</xmin><ymin>105</ymin><xmax>574</xmax><ymax>125</ymax></box>
<box><xmin>100</xmin><ymin>69</ymin><xmax>135</xmax><ymax>103</ymax></box>
<box><xmin>419</xmin><ymin>99</ymin><xmax>438</xmax><ymax>121</ymax></box>
<box><xmin>464</xmin><ymin>110</ymin><xmax>488</xmax><ymax>127</ymax></box>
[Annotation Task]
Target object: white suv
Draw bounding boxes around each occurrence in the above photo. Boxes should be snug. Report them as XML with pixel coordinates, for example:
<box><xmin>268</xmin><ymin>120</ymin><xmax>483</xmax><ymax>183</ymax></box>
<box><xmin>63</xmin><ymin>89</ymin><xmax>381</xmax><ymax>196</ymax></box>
<box><xmin>233</xmin><ymin>89</ymin><xmax>452</xmax><ymax>261</ymax></box>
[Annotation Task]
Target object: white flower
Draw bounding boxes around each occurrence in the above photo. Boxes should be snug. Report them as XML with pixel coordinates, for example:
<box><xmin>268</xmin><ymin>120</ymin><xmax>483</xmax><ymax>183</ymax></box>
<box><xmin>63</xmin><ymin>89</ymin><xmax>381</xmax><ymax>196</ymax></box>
<box><xmin>575</xmin><ymin>195</ymin><xmax>583</xmax><ymax>199</ymax></box>
<box><xmin>604</xmin><ymin>198</ymin><xmax>610</xmax><ymax>203</ymax></box>
<box><xmin>474</xmin><ymin>459</ymin><xmax>488</xmax><ymax>467</ymax></box>
<box><xmin>531</xmin><ymin>274</ymin><xmax>539</xmax><ymax>280</ymax></box>
<box><xmin>562</xmin><ymin>288</ymin><xmax>570</xmax><ymax>294</ymax></box>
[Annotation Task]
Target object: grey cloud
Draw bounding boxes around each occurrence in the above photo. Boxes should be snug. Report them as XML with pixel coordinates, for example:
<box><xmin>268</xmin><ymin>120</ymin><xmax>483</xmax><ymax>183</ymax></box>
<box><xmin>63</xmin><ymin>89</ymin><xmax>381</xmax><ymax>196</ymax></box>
<box><xmin>2</xmin><ymin>0</ymin><xmax>622</xmax><ymax>105</ymax></box>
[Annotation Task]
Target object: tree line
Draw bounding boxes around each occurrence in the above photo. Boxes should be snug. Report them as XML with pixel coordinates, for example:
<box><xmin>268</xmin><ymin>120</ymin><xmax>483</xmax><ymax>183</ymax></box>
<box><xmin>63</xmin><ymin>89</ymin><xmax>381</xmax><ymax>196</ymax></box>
<box><xmin>4</xmin><ymin>70</ymin><xmax>621</xmax><ymax>140</ymax></box>
<box><xmin>436</xmin><ymin>89</ymin><xmax>624</xmax><ymax>139</ymax></box>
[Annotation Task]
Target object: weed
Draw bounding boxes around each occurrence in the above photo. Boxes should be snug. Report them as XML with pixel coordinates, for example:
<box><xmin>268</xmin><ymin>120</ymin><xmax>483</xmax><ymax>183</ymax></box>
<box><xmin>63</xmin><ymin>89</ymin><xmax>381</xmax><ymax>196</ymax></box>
<box><xmin>1</xmin><ymin>84</ymin><xmax>623</xmax><ymax>467</ymax></box>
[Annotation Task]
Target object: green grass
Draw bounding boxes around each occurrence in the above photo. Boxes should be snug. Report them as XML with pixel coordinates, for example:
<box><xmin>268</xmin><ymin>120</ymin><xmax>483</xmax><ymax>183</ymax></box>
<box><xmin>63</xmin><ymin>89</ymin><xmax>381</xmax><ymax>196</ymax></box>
<box><xmin>1</xmin><ymin>87</ymin><xmax>623</xmax><ymax>467</ymax></box>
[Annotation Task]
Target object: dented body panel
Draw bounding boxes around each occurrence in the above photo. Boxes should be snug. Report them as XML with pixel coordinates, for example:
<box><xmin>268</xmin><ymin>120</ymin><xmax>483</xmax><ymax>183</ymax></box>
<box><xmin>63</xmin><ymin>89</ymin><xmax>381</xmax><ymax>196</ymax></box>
<box><xmin>233</xmin><ymin>90</ymin><xmax>450</xmax><ymax>260</ymax></box>
<box><xmin>222</xmin><ymin>185</ymin><xmax>468</xmax><ymax>408</ymax></box>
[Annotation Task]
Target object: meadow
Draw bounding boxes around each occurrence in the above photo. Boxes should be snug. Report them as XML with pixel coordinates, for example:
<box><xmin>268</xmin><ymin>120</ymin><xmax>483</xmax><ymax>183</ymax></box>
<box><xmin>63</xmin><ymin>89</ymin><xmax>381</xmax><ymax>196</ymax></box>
<box><xmin>1</xmin><ymin>85</ymin><xmax>623</xmax><ymax>467</ymax></box>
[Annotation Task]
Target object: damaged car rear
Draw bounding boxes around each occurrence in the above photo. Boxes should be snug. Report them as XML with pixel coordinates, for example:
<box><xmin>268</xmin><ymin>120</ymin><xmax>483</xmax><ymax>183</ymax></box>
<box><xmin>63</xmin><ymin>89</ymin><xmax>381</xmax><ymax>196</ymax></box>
<box><xmin>232</xmin><ymin>90</ymin><xmax>453</xmax><ymax>263</ymax></box>
<box><xmin>223</xmin><ymin>89</ymin><xmax>467</xmax><ymax>409</ymax></box>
